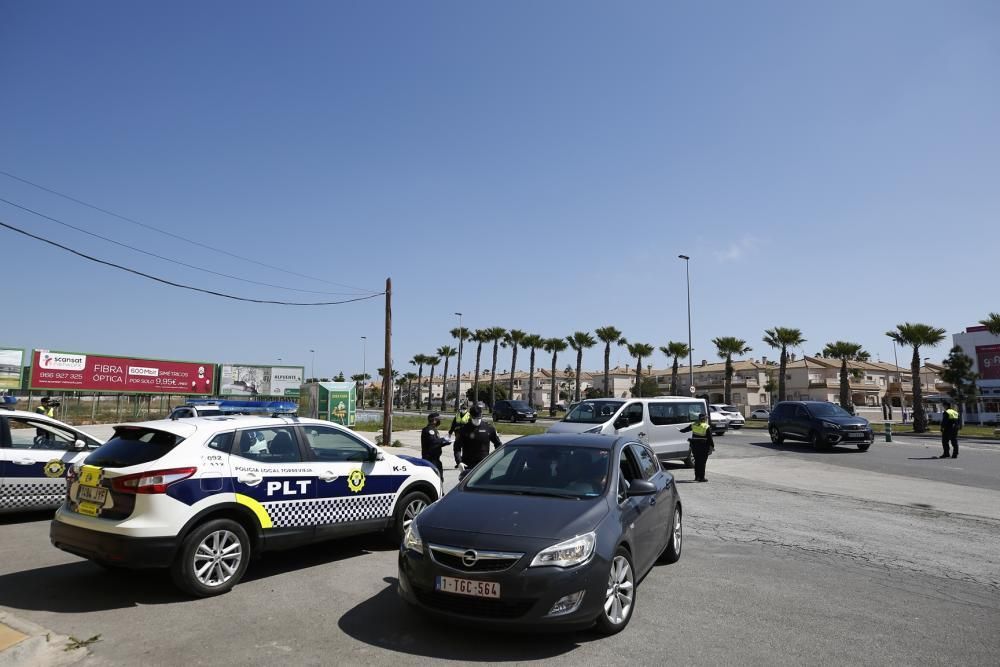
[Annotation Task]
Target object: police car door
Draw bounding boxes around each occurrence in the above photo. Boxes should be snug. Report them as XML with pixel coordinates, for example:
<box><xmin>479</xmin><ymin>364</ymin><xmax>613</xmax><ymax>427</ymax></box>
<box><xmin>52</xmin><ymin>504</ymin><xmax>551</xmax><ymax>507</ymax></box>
<box><xmin>298</xmin><ymin>425</ymin><xmax>400</xmax><ymax>539</ymax></box>
<box><xmin>0</xmin><ymin>415</ymin><xmax>94</xmax><ymax>511</ymax></box>
<box><xmin>231</xmin><ymin>426</ymin><xmax>317</xmax><ymax>542</ymax></box>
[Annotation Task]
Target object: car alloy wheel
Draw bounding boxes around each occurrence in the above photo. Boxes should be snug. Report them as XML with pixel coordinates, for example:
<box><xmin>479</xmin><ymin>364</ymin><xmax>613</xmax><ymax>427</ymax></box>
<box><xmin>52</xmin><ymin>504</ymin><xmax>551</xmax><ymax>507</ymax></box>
<box><xmin>659</xmin><ymin>507</ymin><xmax>683</xmax><ymax>564</ymax></box>
<box><xmin>605</xmin><ymin>555</ymin><xmax>634</xmax><ymax>625</ymax></box>
<box><xmin>193</xmin><ymin>529</ymin><xmax>243</xmax><ymax>588</ymax></box>
<box><xmin>402</xmin><ymin>497</ymin><xmax>428</xmax><ymax>530</ymax></box>
<box><xmin>769</xmin><ymin>426</ymin><xmax>783</xmax><ymax>444</ymax></box>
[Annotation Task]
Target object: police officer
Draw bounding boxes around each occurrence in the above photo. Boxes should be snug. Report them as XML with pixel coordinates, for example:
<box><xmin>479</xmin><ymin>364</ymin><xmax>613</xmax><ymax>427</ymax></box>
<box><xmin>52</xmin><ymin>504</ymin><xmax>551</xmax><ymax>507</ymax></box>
<box><xmin>35</xmin><ymin>397</ymin><xmax>55</xmax><ymax>417</ymax></box>
<box><xmin>940</xmin><ymin>400</ymin><xmax>961</xmax><ymax>459</ymax></box>
<box><xmin>456</xmin><ymin>405</ymin><xmax>502</xmax><ymax>480</ymax></box>
<box><xmin>449</xmin><ymin>401</ymin><xmax>471</xmax><ymax>468</ymax></box>
<box><xmin>680</xmin><ymin>412</ymin><xmax>714</xmax><ymax>483</ymax></box>
<box><xmin>420</xmin><ymin>412</ymin><xmax>450</xmax><ymax>480</ymax></box>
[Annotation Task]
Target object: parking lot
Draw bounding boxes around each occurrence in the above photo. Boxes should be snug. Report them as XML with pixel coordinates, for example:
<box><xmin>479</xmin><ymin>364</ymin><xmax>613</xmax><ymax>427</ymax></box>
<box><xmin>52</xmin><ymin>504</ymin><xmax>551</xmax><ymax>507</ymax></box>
<box><xmin>1</xmin><ymin>428</ymin><xmax>998</xmax><ymax>666</ymax></box>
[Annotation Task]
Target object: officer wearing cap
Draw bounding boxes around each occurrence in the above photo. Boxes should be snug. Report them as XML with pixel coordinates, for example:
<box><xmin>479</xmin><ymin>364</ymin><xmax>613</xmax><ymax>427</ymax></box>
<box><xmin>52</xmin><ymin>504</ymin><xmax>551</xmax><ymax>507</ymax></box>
<box><xmin>939</xmin><ymin>400</ymin><xmax>961</xmax><ymax>459</ymax></box>
<box><xmin>420</xmin><ymin>412</ymin><xmax>450</xmax><ymax>480</ymax></box>
<box><xmin>455</xmin><ymin>405</ymin><xmax>503</xmax><ymax>480</ymax></box>
<box><xmin>35</xmin><ymin>397</ymin><xmax>55</xmax><ymax>417</ymax></box>
<box><xmin>449</xmin><ymin>401</ymin><xmax>472</xmax><ymax>468</ymax></box>
<box><xmin>680</xmin><ymin>412</ymin><xmax>714</xmax><ymax>482</ymax></box>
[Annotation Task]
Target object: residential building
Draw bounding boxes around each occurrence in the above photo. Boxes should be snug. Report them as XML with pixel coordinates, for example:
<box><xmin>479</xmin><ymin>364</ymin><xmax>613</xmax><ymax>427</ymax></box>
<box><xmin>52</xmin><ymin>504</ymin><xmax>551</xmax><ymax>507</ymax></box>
<box><xmin>652</xmin><ymin>359</ymin><xmax>773</xmax><ymax>410</ymax></box>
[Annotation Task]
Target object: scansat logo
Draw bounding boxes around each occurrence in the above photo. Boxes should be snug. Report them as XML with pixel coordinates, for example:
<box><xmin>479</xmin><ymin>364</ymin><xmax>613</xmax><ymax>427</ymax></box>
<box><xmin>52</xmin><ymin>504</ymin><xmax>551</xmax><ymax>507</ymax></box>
<box><xmin>38</xmin><ymin>351</ymin><xmax>87</xmax><ymax>371</ymax></box>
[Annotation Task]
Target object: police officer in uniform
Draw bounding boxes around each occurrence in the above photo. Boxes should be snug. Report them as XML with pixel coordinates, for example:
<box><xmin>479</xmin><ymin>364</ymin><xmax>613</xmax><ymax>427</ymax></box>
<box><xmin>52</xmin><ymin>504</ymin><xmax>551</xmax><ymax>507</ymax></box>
<box><xmin>420</xmin><ymin>412</ymin><xmax>450</xmax><ymax>480</ymax></box>
<box><xmin>449</xmin><ymin>401</ymin><xmax>471</xmax><ymax>468</ymax></box>
<box><xmin>456</xmin><ymin>405</ymin><xmax>502</xmax><ymax>480</ymax></box>
<box><xmin>35</xmin><ymin>396</ymin><xmax>55</xmax><ymax>417</ymax></box>
<box><xmin>680</xmin><ymin>412</ymin><xmax>714</xmax><ymax>482</ymax></box>
<box><xmin>35</xmin><ymin>397</ymin><xmax>57</xmax><ymax>444</ymax></box>
<box><xmin>940</xmin><ymin>400</ymin><xmax>960</xmax><ymax>459</ymax></box>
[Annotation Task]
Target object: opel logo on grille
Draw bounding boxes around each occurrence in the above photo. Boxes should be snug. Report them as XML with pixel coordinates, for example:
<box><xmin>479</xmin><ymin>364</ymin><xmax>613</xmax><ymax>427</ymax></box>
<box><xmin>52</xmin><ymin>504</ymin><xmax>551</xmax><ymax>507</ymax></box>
<box><xmin>462</xmin><ymin>550</ymin><xmax>479</xmax><ymax>567</ymax></box>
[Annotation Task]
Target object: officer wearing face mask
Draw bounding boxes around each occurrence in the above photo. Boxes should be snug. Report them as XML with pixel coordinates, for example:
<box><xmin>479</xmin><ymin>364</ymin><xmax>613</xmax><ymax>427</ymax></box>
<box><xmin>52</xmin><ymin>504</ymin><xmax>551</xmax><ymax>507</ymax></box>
<box><xmin>420</xmin><ymin>412</ymin><xmax>449</xmax><ymax>480</ymax></box>
<box><xmin>456</xmin><ymin>405</ymin><xmax>503</xmax><ymax>479</ymax></box>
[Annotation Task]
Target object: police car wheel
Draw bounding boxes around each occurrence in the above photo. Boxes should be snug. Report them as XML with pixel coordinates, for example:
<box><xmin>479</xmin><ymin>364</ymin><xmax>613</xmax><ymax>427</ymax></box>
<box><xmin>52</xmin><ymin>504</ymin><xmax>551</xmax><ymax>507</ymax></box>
<box><xmin>389</xmin><ymin>490</ymin><xmax>431</xmax><ymax>544</ymax></box>
<box><xmin>171</xmin><ymin>519</ymin><xmax>250</xmax><ymax>597</ymax></box>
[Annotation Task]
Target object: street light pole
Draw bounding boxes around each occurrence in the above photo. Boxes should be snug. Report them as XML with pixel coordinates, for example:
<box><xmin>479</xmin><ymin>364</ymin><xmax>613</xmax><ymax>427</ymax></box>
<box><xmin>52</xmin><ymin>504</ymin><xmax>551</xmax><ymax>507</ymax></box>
<box><xmin>309</xmin><ymin>349</ymin><xmax>315</xmax><ymax>381</ymax></box>
<box><xmin>679</xmin><ymin>255</ymin><xmax>693</xmax><ymax>394</ymax></box>
<box><xmin>454</xmin><ymin>312</ymin><xmax>463</xmax><ymax>412</ymax></box>
<box><xmin>361</xmin><ymin>336</ymin><xmax>367</xmax><ymax>409</ymax></box>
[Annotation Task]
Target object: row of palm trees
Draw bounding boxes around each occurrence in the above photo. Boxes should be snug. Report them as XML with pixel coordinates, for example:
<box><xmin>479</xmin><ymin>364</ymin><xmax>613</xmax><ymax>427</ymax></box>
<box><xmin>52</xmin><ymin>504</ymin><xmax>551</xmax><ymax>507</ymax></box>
<box><xmin>394</xmin><ymin>312</ymin><xmax>1000</xmax><ymax>430</ymax></box>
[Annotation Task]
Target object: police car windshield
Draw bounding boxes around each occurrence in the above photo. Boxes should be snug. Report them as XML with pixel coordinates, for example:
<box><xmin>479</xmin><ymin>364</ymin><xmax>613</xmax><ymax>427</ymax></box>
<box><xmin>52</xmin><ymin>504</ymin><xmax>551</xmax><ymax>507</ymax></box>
<box><xmin>85</xmin><ymin>427</ymin><xmax>186</xmax><ymax>468</ymax></box>
<box><xmin>564</xmin><ymin>400</ymin><xmax>624</xmax><ymax>424</ymax></box>
<box><xmin>465</xmin><ymin>444</ymin><xmax>610</xmax><ymax>499</ymax></box>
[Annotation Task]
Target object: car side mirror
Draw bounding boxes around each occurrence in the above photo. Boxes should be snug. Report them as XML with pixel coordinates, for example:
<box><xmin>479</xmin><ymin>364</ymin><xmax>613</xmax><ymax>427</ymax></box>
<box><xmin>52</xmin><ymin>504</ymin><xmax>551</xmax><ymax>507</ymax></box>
<box><xmin>73</xmin><ymin>439</ymin><xmax>87</xmax><ymax>450</ymax></box>
<box><xmin>627</xmin><ymin>479</ymin><xmax>656</xmax><ymax>497</ymax></box>
<box><xmin>613</xmin><ymin>416</ymin><xmax>629</xmax><ymax>430</ymax></box>
<box><xmin>368</xmin><ymin>448</ymin><xmax>383</xmax><ymax>462</ymax></box>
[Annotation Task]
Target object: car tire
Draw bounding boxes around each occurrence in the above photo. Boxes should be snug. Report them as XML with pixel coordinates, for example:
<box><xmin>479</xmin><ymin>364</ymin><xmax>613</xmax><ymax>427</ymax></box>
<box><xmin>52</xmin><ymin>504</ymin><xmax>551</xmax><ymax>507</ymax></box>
<box><xmin>170</xmin><ymin>518</ymin><xmax>250</xmax><ymax>598</ymax></box>
<box><xmin>389</xmin><ymin>489</ymin><xmax>432</xmax><ymax>545</ymax></box>
<box><xmin>857</xmin><ymin>443</ymin><xmax>871</xmax><ymax>452</ymax></box>
<box><xmin>594</xmin><ymin>546</ymin><xmax>637</xmax><ymax>636</ymax></box>
<box><xmin>658</xmin><ymin>507</ymin><xmax>682</xmax><ymax>564</ymax></box>
<box><xmin>769</xmin><ymin>426</ymin><xmax>783</xmax><ymax>444</ymax></box>
<box><xmin>809</xmin><ymin>431</ymin><xmax>830</xmax><ymax>450</ymax></box>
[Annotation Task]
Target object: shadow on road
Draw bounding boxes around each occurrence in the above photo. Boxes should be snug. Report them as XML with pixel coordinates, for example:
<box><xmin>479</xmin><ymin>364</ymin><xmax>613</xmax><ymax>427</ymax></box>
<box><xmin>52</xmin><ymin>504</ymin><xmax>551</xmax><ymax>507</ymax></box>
<box><xmin>337</xmin><ymin>577</ymin><xmax>593</xmax><ymax>662</ymax></box>
<box><xmin>0</xmin><ymin>510</ymin><xmax>55</xmax><ymax>526</ymax></box>
<box><xmin>907</xmin><ymin>456</ymin><xmax>947</xmax><ymax>461</ymax></box>
<box><xmin>742</xmin><ymin>440</ymin><xmax>867</xmax><ymax>455</ymax></box>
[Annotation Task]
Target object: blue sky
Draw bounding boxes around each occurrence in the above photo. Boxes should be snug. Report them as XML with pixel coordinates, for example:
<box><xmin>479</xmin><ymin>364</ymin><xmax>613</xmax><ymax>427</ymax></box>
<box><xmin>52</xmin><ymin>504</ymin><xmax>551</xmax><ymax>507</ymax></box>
<box><xmin>2</xmin><ymin>1</ymin><xmax>997</xmax><ymax>379</ymax></box>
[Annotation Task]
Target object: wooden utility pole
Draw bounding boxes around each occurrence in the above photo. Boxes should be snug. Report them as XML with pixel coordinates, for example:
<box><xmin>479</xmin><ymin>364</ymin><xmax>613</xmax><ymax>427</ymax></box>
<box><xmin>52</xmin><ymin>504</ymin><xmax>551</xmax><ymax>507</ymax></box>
<box><xmin>381</xmin><ymin>278</ymin><xmax>392</xmax><ymax>447</ymax></box>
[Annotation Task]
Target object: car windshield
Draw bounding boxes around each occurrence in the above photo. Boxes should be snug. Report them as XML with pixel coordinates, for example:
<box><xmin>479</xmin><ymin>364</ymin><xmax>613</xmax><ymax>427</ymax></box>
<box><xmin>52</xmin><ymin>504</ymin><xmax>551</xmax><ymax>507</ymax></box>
<box><xmin>564</xmin><ymin>400</ymin><xmax>624</xmax><ymax>424</ymax></box>
<box><xmin>465</xmin><ymin>443</ymin><xmax>611</xmax><ymax>499</ymax></box>
<box><xmin>85</xmin><ymin>427</ymin><xmax>186</xmax><ymax>467</ymax></box>
<box><xmin>722</xmin><ymin>405</ymin><xmax>739</xmax><ymax>413</ymax></box>
<box><xmin>508</xmin><ymin>401</ymin><xmax>531</xmax><ymax>410</ymax></box>
<box><xmin>808</xmin><ymin>403</ymin><xmax>853</xmax><ymax>418</ymax></box>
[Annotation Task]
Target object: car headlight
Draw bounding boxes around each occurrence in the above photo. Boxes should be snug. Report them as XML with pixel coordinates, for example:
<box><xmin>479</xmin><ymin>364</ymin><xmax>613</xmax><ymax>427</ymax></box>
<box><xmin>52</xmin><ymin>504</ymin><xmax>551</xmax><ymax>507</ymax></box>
<box><xmin>584</xmin><ymin>426</ymin><xmax>602</xmax><ymax>434</ymax></box>
<box><xmin>821</xmin><ymin>421</ymin><xmax>842</xmax><ymax>430</ymax></box>
<box><xmin>403</xmin><ymin>521</ymin><xmax>424</xmax><ymax>554</ymax></box>
<box><xmin>530</xmin><ymin>532</ymin><xmax>596</xmax><ymax>568</ymax></box>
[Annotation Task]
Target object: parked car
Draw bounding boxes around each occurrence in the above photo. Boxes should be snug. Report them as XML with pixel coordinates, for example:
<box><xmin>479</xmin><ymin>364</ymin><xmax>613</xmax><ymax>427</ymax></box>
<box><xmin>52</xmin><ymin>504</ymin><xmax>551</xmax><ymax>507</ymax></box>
<box><xmin>398</xmin><ymin>433</ymin><xmax>683</xmax><ymax>633</ymax></box>
<box><xmin>750</xmin><ymin>408</ymin><xmax>771</xmax><ymax>420</ymax></box>
<box><xmin>767</xmin><ymin>401</ymin><xmax>874</xmax><ymax>451</ymax></box>
<box><xmin>710</xmin><ymin>404</ymin><xmax>745</xmax><ymax>429</ymax></box>
<box><xmin>491</xmin><ymin>400</ymin><xmax>537</xmax><ymax>423</ymax></box>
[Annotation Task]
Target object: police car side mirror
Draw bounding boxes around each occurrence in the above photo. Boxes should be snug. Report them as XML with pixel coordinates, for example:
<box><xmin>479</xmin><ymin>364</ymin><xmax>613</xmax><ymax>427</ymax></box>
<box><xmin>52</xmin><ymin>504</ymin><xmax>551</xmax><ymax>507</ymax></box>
<box><xmin>73</xmin><ymin>439</ymin><xmax>87</xmax><ymax>450</ymax></box>
<box><xmin>368</xmin><ymin>448</ymin><xmax>383</xmax><ymax>462</ymax></box>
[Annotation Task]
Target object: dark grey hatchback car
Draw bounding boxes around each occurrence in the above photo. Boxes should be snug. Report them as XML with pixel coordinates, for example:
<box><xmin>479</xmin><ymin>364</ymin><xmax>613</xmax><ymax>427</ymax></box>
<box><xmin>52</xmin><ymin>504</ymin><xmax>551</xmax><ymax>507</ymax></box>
<box><xmin>398</xmin><ymin>434</ymin><xmax>682</xmax><ymax>634</ymax></box>
<box><xmin>768</xmin><ymin>401</ymin><xmax>874</xmax><ymax>451</ymax></box>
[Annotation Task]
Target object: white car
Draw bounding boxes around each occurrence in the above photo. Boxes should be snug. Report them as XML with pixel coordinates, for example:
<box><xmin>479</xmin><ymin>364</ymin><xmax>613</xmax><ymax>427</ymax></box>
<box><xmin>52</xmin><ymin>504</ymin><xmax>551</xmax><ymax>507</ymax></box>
<box><xmin>1</xmin><ymin>405</ymin><xmax>104</xmax><ymax>513</ymax></box>
<box><xmin>50</xmin><ymin>414</ymin><xmax>442</xmax><ymax>597</ymax></box>
<box><xmin>750</xmin><ymin>408</ymin><xmax>770</xmax><ymax>420</ymax></box>
<box><xmin>710</xmin><ymin>404</ymin><xmax>745</xmax><ymax>430</ymax></box>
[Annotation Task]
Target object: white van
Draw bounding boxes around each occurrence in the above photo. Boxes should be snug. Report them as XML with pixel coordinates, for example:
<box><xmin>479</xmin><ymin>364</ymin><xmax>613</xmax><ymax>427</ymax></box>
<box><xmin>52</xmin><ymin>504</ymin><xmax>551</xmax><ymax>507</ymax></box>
<box><xmin>546</xmin><ymin>397</ymin><xmax>710</xmax><ymax>467</ymax></box>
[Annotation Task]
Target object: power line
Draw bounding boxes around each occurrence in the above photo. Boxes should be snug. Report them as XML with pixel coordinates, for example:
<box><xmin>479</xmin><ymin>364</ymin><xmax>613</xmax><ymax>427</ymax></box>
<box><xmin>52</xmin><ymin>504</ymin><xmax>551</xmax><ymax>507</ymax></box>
<box><xmin>0</xmin><ymin>198</ymin><xmax>373</xmax><ymax>297</ymax></box>
<box><xmin>0</xmin><ymin>218</ymin><xmax>385</xmax><ymax>307</ymax></box>
<box><xmin>0</xmin><ymin>168</ymin><xmax>378</xmax><ymax>293</ymax></box>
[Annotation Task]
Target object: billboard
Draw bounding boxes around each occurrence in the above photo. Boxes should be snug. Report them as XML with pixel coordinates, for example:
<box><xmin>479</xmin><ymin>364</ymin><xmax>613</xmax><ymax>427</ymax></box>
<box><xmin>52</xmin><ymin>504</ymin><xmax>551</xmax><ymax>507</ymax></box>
<box><xmin>976</xmin><ymin>345</ymin><xmax>1000</xmax><ymax>380</ymax></box>
<box><xmin>29</xmin><ymin>350</ymin><xmax>215</xmax><ymax>394</ymax></box>
<box><xmin>0</xmin><ymin>347</ymin><xmax>24</xmax><ymax>390</ymax></box>
<box><xmin>218</xmin><ymin>364</ymin><xmax>304</xmax><ymax>397</ymax></box>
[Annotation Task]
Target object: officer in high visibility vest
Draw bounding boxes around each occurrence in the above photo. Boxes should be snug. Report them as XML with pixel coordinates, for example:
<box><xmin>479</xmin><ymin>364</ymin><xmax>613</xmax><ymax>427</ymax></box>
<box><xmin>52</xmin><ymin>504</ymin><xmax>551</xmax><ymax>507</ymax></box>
<box><xmin>449</xmin><ymin>401</ymin><xmax>471</xmax><ymax>468</ymax></box>
<box><xmin>940</xmin><ymin>400</ymin><xmax>961</xmax><ymax>459</ymax></box>
<box><xmin>35</xmin><ymin>397</ymin><xmax>55</xmax><ymax>417</ymax></box>
<box><xmin>680</xmin><ymin>412</ymin><xmax>715</xmax><ymax>482</ymax></box>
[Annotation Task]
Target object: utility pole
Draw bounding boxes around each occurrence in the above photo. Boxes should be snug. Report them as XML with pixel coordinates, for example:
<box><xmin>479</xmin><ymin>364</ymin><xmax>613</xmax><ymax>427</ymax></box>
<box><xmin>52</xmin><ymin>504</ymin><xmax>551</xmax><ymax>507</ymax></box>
<box><xmin>679</xmin><ymin>255</ymin><xmax>694</xmax><ymax>394</ymax></box>
<box><xmin>382</xmin><ymin>278</ymin><xmax>392</xmax><ymax>448</ymax></box>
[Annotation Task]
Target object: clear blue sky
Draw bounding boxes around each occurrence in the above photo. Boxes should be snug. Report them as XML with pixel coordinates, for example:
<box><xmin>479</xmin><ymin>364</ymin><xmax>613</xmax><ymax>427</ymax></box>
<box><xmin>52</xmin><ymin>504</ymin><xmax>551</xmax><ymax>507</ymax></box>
<box><xmin>2</xmin><ymin>1</ymin><xmax>997</xmax><ymax>378</ymax></box>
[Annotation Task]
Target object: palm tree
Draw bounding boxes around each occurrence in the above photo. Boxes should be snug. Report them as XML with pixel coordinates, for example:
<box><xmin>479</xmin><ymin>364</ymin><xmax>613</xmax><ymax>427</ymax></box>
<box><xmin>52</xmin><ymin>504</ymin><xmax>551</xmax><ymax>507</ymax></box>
<box><xmin>436</xmin><ymin>345</ymin><xmax>457</xmax><ymax>411</ymax></box>
<box><xmin>409</xmin><ymin>354</ymin><xmax>428</xmax><ymax>412</ymax></box>
<box><xmin>403</xmin><ymin>372</ymin><xmax>418</xmax><ymax>409</ymax></box>
<box><xmin>522</xmin><ymin>334</ymin><xmax>545</xmax><ymax>409</ymax></box>
<box><xmin>822</xmin><ymin>341</ymin><xmax>866</xmax><ymax>412</ymax></box>
<box><xmin>595</xmin><ymin>326</ymin><xmax>627</xmax><ymax>398</ymax></box>
<box><xmin>886</xmin><ymin>323</ymin><xmax>947</xmax><ymax>432</ymax></box>
<box><xmin>450</xmin><ymin>326</ymin><xmax>470</xmax><ymax>411</ymax></box>
<box><xmin>567</xmin><ymin>331</ymin><xmax>597</xmax><ymax>402</ymax></box>
<box><xmin>713</xmin><ymin>337</ymin><xmax>753</xmax><ymax>404</ymax></box>
<box><xmin>394</xmin><ymin>375</ymin><xmax>407</xmax><ymax>408</ymax></box>
<box><xmin>626</xmin><ymin>342</ymin><xmax>655</xmax><ymax>397</ymax></box>
<box><xmin>504</xmin><ymin>329</ymin><xmax>528</xmax><ymax>401</ymax></box>
<box><xmin>376</xmin><ymin>368</ymin><xmax>395</xmax><ymax>407</ymax></box>
<box><xmin>660</xmin><ymin>341</ymin><xmax>690</xmax><ymax>396</ymax></box>
<box><xmin>543</xmin><ymin>337</ymin><xmax>568</xmax><ymax>416</ymax></box>
<box><xmin>424</xmin><ymin>356</ymin><xmax>440</xmax><ymax>411</ymax></box>
<box><xmin>350</xmin><ymin>373</ymin><xmax>365</xmax><ymax>406</ymax></box>
<box><xmin>763</xmin><ymin>327</ymin><xmax>806</xmax><ymax>402</ymax></box>
<box><xmin>483</xmin><ymin>327</ymin><xmax>507</xmax><ymax>409</ymax></box>
<box><xmin>470</xmin><ymin>330</ymin><xmax>488</xmax><ymax>404</ymax></box>
<box><xmin>980</xmin><ymin>313</ymin><xmax>1000</xmax><ymax>336</ymax></box>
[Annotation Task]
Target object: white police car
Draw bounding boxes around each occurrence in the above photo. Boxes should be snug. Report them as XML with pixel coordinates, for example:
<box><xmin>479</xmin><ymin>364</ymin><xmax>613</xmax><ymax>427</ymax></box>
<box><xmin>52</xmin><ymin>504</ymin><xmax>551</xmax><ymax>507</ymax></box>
<box><xmin>50</xmin><ymin>412</ymin><xmax>442</xmax><ymax>597</ymax></box>
<box><xmin>1</xmin><ymin>400</ymin><xmax>104</xmax><ymax>513</ymax></box>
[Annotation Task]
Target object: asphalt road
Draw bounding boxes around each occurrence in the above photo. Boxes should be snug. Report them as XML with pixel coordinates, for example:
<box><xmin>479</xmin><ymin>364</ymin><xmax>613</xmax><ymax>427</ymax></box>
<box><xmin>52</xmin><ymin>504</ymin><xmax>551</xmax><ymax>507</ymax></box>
<box><xmin>0</xmin><ymin>428</ymin><xmax>997</xmax><ymax>665</ymax></box>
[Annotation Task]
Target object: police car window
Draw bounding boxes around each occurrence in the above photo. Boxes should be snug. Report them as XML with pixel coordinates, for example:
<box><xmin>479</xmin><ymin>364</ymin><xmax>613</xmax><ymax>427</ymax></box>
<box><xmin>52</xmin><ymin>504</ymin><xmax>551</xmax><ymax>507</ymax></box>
<box><xmin>235</xmin><ymin>427</ymin><xmax>301</xmax><ymax>464</ymax></box>
<box><xmin>206</xmin><ymin>431</ymin><xmax>234</xmax><ymax>453</ymax></box>
<box><xmin>630</xmin><ymin>444</ymin><xmax>659</xmax><ymax>480</ymax></box>
<box><xmin>86</xmin><ymin>428</ymin><xmax>185</xmax><ymax>467</ymax></box>
<box><xmin>7</xmin><ymin>417</ymin><xmax>77</xmax><ymax>450</ymax></box>
<box><xmin>301</xmin><ymin>426</ymin><xmax>371</xmax><ymax>462</ymax></box>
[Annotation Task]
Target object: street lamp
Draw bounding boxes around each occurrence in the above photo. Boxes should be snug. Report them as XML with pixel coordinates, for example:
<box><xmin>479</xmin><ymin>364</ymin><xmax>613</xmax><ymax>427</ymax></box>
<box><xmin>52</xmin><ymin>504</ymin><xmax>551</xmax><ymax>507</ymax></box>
<box><xmin>361</xmin><ymin>336</ymin><xmax>367</xmax><ymax>409</ymax></box>
<box><xmin>678</xmin><ymin>255</ymin><xmax>693</xmax><ymax>394</ymax></box>
<box><xmin>309</xmin><ymin>349</ymin><xmax>316</xmax><ymax>381</ymax></box>
<box><xmin>454</xmin><ymin>312</ymin><xmax>463</xmax><ymax>412</ymax></box>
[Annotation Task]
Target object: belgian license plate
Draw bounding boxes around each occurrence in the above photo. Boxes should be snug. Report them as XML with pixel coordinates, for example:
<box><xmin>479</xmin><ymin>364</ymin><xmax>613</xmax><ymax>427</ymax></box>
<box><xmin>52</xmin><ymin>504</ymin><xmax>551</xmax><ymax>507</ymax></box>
<box><xmin>435</xmin><ymin>576</ymin><xmax>500</xmax><ymax>599</ymax></box>
<box><xmin>77</xmin><ymin>484</ymin><xmax>108</xmax><ymax>504</ymax></box>
<box><xmin>848</xmin><ymin>432</ymin><xmax>866</xmax><ymax>439</ymax></box>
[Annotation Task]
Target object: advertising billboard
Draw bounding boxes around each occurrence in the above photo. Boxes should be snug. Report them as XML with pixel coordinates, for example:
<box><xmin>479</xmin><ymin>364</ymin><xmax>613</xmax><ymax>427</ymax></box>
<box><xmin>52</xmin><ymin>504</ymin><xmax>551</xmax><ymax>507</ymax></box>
<box><xmin>976</xmin><ymin>344</ymin><xmax>1000</xmax><ymax>380</ymax></box>
<box><xmin>29</xmin><ymin>350</ymin><xmax>215</xmax><ymax>394</ymax></box>
<box><xmin>218</xmin><ymin>364</ymin><xmax>304</xmax><ymax>397</ymax></box>
<box><xmin>0</xmin><ymin>347</ymin><xmax>24</xmax><ymax>390</ymax></box>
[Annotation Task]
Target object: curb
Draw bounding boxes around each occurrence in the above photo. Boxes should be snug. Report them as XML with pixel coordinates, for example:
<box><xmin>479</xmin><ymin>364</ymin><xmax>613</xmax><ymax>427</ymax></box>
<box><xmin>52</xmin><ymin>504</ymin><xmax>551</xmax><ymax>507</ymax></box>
<box><xmin>0</xmin><ymin>612</ymin><xmax>89</xmax><ymax>666</ymax></box>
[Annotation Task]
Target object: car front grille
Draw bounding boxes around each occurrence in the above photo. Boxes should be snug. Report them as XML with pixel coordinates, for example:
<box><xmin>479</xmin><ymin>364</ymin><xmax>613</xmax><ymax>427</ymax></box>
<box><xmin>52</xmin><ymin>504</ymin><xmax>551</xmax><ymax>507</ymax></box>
<box><xmin>415</xmin><ymin>590</ymin><xmax>534</xmax><ymax>619</ymax></box>
<box><xmin>429</xmin><ymin>544</ymin><xmax>523</xmax><ymax>573</ymax></box>
<box><xmin>842</xmin><ymin>424</ymin><xmax>867</xmax><ymax>431</ymax></box>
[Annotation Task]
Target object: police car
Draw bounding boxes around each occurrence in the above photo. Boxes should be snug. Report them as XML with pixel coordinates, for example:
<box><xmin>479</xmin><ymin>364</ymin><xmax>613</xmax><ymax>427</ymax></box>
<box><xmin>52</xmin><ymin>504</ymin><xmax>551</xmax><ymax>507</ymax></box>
<box><xmin>1</xmin><ymin>398</ymin><xmax>104</xmax><ymax>513</ymax></box>
<box><xmin>50</xmin><ymin>410</ymin><xmax>442</xmax><ymax>597</ymax></box>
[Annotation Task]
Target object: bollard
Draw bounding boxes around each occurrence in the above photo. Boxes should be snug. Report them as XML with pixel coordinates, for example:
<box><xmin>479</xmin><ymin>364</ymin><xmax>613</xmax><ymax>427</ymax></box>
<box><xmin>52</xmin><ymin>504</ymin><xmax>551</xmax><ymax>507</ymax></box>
<box><xmin>885</xmin><ymin>422</ymin><xmax>892</xmax><ymax>443</ymax></box>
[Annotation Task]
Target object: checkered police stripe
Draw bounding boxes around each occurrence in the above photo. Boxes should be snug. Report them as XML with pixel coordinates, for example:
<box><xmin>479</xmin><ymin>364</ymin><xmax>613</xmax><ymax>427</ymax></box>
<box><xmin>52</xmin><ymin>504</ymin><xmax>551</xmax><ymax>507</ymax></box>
<box><xmin>0</xmin><ymin>483</ymin><xmax>62</xmax><ymax>511</ymax></box>
<box><xmin>264</xmin><ymin>493</ymin><xmax>395</xmax><ymax>528</ymax></box>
